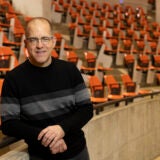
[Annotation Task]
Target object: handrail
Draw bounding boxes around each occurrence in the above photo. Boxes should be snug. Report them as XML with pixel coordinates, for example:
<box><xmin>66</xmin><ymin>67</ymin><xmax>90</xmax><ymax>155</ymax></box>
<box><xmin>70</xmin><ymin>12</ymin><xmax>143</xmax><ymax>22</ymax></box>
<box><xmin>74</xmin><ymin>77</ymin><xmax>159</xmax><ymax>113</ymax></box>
<box><xmin>93</xmin><ymin>91</ymin><xmax>160</xmax><ymax>115</ymax></box>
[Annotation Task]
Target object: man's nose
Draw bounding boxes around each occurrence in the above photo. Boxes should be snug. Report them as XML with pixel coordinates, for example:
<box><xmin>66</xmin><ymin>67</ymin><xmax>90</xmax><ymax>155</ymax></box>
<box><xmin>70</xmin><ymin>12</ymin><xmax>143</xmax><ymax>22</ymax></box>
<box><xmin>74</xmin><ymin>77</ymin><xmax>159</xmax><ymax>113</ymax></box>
<box><xmin>36</xmin><ymin>39</ymin><xmax>43</xmax><ymax>48</ymax></box>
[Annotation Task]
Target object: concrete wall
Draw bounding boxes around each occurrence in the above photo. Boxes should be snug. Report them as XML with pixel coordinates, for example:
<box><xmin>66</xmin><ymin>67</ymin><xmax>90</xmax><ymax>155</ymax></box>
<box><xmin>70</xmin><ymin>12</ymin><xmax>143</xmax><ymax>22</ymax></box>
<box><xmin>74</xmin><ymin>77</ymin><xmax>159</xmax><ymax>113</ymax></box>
<box><xmin>84</xmin><ymin>95</ymin><xmax>160</xmax><ymax>160</ymax></box>
<box><xmin>12</xmin><ymin>0</ymin><xmax>52</xmax><ymax>21</ymax></box>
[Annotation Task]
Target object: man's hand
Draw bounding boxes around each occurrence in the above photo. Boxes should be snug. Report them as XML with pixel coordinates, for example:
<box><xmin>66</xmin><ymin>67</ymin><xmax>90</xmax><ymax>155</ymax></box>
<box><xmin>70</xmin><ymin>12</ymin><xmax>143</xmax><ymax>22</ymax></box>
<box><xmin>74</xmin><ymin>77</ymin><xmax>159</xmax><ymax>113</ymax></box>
<box><xmin>49</xmin><ymin>139</ymin><xmax>67</xmax><ymax>154</ymax></box>
<box><xmin>38</xmin><ymin>125</ymin><xmax>65</xmax><ymax>147</ymax></box>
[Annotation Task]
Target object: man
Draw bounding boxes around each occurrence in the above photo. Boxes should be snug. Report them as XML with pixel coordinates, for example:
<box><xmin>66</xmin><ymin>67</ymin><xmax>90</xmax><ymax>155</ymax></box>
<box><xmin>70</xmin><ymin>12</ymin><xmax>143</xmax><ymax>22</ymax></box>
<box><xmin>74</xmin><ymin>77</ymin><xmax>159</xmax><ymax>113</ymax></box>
<box><xmin>1</xmin><ymin>17</ymin><xmax>93</xmax><ymax>160</ymax></box>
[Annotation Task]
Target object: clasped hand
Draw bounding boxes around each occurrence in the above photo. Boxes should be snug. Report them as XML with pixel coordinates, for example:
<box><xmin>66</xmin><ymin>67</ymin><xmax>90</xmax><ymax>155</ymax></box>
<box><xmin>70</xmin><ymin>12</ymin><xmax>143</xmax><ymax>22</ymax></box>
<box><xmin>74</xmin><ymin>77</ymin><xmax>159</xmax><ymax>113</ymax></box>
<box><xmin>38</xmin><ymin>125</ymin><xmax>67</xmax><ymax>154</ymax></box>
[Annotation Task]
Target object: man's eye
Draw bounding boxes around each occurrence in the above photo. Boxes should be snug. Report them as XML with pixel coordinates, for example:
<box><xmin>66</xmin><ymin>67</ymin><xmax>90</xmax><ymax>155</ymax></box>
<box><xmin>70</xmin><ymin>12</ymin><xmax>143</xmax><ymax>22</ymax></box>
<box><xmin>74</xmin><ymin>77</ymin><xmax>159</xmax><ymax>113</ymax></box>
<box><xmin>42</xmin><ymin>37</ymin><xmax>50</xmax><ymax>41</ymax></box>
<box><xmin>29</xmin><ymin>38</ymin><xmax>37</xmax><ymax>42</ymax></box>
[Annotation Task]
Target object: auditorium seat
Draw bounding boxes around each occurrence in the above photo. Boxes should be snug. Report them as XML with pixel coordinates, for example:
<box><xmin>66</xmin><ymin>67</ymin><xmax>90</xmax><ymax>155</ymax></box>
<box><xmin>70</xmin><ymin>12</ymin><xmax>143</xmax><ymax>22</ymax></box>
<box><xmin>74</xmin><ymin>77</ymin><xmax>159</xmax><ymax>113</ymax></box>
<box><xmin>89</xmin><ymin>75</ymin><xmax>104</xmax><ymax>96</ymax></box>
<box><xmin>121</xmin><ymin>74</ymin><xmax>137</xmax><ymax>97</ymax></box>
<box><xmin>124</xmin><ymin>54</ymin><xmax>134</xmax><ymax>77</ymax></box>
<box><xmin>104</xmin><ymin>75</ymin><xmax>123</xmax><ymax>100</ymax></box>
<box><xmin>5</xmin><ymin>13</ymin><xmax>25</xmax><ymax>42</ymax></box>
<box><xmin>52</xmin><ymin>50</ymin><xmax>59</xmax><ymax>59</ymax></box>
<box><xmin>150</xmin><ymin>55</ymin><xmax>160</xmax><ymax>71</ymax></box>
<box><xmin>65</xmin><ymin>51</ymin><xmax>78</xmax><ymax>64</ymax></box>
<box><xmin>73</xmin><ymin>26</ymin><xmax>88</xmax><ymax>49</ymax></box>
<box><xmin>80</xmin><ymin>51</ymin><xmax>96</xmax><ymax>75</ymax></box>
<box><xmin>89</xmin><ymin>75</ymin><xmax>107</xmax><ymax>103</ymax></box>
<box><xmin>136</xmin><ymin>54</ymin><xmax>149</xmax><ymax>71</ymax></box>
<box><xmin>119</xmin><ymin>39</ymin><xmax>132</xmax><ymax>54</ymax></box>
<box><xmin>1</xmin><ymin>31</ymin><xmax>21</xmax><ymax>51</ymax></box>
<box><xmin>0</xmin><ymin>0</ymin><xmax>21</xmax><ymax>15</ymax></box>
<box><xmin>133</xmin><ymin>40</ymin><xmax>145</xmax><ymax>54</ymax></box>
<box><xmin>52</xmin><ymin>1</ymin><xmax>64</xmax><ymax>23</ymax></box>
<box><xmin>84</xmin><ymin>51</ymin><xmax>96</xmax><ymax>67</ymax></box>
<box><xmin>0</xmin><ymin>46</ymin><xmax>18</xmax><ymax>77</ymax></box>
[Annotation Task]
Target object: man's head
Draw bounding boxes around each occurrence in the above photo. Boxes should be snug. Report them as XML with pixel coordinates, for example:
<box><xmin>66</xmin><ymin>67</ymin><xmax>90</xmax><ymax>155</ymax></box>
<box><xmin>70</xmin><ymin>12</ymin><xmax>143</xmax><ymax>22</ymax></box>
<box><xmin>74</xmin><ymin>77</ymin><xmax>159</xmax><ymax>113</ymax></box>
<box><xmin>25</xmin><ymin>17</ymin><xmax>56</xmax><ymax>67</ymax></box>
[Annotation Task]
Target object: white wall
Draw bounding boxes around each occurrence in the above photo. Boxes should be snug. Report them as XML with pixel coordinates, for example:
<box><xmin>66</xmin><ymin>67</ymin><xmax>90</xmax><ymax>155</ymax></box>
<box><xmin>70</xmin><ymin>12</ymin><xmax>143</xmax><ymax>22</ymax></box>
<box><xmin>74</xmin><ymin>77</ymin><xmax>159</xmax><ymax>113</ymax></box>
<box><xmin>12</xmin><ymin>0</ymin><xmax>52</xmax><ymax>21</ymax></box>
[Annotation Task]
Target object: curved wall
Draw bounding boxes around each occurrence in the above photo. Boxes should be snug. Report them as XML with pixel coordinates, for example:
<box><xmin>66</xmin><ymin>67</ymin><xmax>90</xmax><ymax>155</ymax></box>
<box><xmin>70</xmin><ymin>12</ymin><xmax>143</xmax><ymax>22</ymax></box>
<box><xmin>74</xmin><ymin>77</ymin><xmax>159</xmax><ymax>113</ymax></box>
<box><xmin>83</xmin><ymin>95</ymin><xmax>160</xmax><ymax>160</ymax></box>
<box><xmin>1</xmin><ymin>95</ymin><xmax>160</xmax><ymax>160</ymax></box>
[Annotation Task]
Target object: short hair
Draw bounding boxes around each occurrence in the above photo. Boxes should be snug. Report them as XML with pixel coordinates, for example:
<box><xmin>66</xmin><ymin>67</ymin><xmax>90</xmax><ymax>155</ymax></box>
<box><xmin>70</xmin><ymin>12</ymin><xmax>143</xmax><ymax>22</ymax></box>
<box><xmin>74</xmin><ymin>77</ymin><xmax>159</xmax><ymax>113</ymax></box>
<box><xmin>25</xmin><ymin>17</ymin><xmax>53</xmax><ymax>37</ymax></box>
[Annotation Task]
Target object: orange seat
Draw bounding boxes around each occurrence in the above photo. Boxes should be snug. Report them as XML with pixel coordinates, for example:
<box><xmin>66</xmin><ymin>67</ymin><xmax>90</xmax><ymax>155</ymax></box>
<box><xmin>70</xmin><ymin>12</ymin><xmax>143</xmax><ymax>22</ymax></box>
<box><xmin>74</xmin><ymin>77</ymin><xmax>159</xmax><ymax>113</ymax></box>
<box><xmin>121</xmin><ymin>74</ymin><xmax>137</xmax><ymax>97</ymax></box>
<box><xmin>110</xmin><ymin>38</ymin><xmax>118</xmax><ymax>50</ymax></box>
<box><xmin>120</xmin><ymin>39</ymin><xmax>132</xmax><ymax>53</ymax></box>
<box><xmin>90</xmin><ymin>97</ymin><xmax>107</xmax><ymax>104</ymax></box>
<box><xmin>89</xmin><ymin>75</ymin><xmax>107</xmax><ymax>103</ymax></box>
<box><xmin>112</xmin><ymin>28</ymin><xmax>120</xmax><ymax>37</ymax></box>
<box><xmin>54</xmin><ymin>32</ymin><xmax>63</xmax><ymax>46</ymax></box>
<box><xmin>0</xmin><ymin>46</ymin><xmax>18</xmax><ymax>70</ymax></box>
<box><xmin>80</xmin><ymin>52</ymin><xmax>96</xmax><ymax>75</ymax></box>
<box><xmin>66</xmin><ymin>51</ymin><xmax>78</xmax><ymax>64</ymax></box>
<box><xmin>84</xmin><ymin>52</ymin><xmax>96</xmax><ymax>68</ymax></box>
<box><xmin>124</xmin><ymin>54</ymin><xmax>134</xmax><ymax>65</ymax></box>
<box><xmin>153</xmin><ymin>55</ymin><xmax>160</xmax><ymax>67</ymax></box>
<box><xmin>3</xmin><ymin>32</ymin><xmax>21</xmax><ymax>46</ymax></box>
<box><xmin>104</xmin><ymin>75</ymin><xmax>123</xmax><ymax>100</ymax></box>
<box><xmin>137</xmin><ymin>54</ymin><xmax>149</xmax><ymax>70</ymax></box>
<box><xmin>136</xmin><ymin>40</ymin><xmax>145</xmax><ymax>51</ymax></box>
<box><xmin>51</xmin><ymin>50</ymin><xmax>59</xmax><ymax>59</ymax></box>
<box><xmin>94</xmin><ymin>37</ymin><xmax>104</xmax><ymax>48</ymax></box>
<box><xmin>89</xmin><ymin>75</ymin><xmax>103</xmax><ymax>96</ymax></box>
<box><xmin>150</xmin><ymin>41</ymin><xmax>157</xmax><ymax>52</ymax></box>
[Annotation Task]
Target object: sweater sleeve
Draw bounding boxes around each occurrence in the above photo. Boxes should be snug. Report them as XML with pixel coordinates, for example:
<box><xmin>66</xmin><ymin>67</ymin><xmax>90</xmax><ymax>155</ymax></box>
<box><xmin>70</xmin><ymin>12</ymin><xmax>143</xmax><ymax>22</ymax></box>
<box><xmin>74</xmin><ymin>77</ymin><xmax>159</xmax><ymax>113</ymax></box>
<box><xmin>58</xmin><ymin>64</ymin><xmax>93</xmax><ymax>134</ymax></box>
<box><xmin>1</xmin><ymin>74</ymin><xmax>42</xmax><ymax>142</ymax></box>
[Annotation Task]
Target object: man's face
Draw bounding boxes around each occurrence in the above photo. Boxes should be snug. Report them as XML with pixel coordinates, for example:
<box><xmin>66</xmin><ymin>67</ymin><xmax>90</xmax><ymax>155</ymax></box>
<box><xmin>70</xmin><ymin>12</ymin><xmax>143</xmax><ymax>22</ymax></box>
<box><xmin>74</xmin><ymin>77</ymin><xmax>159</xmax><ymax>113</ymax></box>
<box><xmin>25</xmin><ymin>20</ymin><xmax>56</xmax><ymax>67</ymax></box>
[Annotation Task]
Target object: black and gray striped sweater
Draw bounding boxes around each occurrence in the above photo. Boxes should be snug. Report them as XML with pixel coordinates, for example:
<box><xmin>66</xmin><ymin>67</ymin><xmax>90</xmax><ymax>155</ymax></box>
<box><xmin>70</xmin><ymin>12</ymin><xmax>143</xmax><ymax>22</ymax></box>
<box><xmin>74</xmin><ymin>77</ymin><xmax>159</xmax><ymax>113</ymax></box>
<box><xmin>1</xmin><ymin>57</ymin><xmax>93</xmax><ymax>159</ymax></box>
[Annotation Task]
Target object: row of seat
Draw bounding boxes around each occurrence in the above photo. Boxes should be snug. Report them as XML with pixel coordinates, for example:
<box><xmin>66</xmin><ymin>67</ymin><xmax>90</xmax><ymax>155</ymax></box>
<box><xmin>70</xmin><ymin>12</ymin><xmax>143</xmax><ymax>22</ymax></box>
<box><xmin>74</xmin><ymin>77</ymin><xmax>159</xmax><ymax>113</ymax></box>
<box><xmin>51</xmin><ymin>0</ymin><xmax>160</xmax><ymax>60</ymax></box>
<box><xmin>88</xmin><ymin>73</ymin><xmax>152</xmax><ymax>104</ymax></box>
<box><xmin>53</xmin><ymin>32</ymin><xmax>160</xmax><ymax>85</ymax></box>
<box><xmin>0</xmin><ymin>1</ymin><xmax>158</xmax><ymax>105</ymax></box>
<box><xmin>51</xmin><ymin>0</ymin><xmax>159</xmax><ymax>105</ymax></box>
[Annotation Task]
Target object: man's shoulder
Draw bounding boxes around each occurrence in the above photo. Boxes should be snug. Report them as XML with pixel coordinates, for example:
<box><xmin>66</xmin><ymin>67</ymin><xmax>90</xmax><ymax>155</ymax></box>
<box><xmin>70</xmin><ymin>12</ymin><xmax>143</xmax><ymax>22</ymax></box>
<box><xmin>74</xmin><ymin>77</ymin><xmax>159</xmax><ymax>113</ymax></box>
<box><xmin>53</xmin><ymin>58</ymin><xmax>76</xmax><ymax>69</ymax></box>
<box><xmin>6</xmin><ymin>60</ymin><xmax>27</xmax><ymax>77</ymax></box>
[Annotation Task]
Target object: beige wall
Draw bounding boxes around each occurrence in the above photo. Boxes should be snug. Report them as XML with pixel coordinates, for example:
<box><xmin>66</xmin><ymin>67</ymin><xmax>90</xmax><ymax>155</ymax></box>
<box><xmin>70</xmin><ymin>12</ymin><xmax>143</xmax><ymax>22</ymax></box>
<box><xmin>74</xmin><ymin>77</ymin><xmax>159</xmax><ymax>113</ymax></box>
<box><xmin>12</xmin><ymin>0</ymin><xmax>52</xmax><ymax>21</ymax></box>
<box><xmin>84</xmin><ymin>95</ymin><xmax>160</xmax><ymax>160</ymax></box>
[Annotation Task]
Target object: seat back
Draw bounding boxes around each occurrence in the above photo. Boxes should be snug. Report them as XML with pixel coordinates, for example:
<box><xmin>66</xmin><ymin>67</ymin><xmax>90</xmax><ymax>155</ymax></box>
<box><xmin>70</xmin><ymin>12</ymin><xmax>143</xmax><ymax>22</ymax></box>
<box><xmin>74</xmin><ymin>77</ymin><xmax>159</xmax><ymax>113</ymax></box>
<box><xmin>104</xmin><ymin>75</ymin><xmax>121</xmax><ymax>95</ymax></box>
<box><xmin>89</xmin><ymin>75</ymin><xmax>104</xmax><ymax>97</ymax></box>
<box><xmin>84</xmin><ymin>51</ymin><xmax>96</xmax><ymax>67</ymax></box>
<box><xmin>153</xmin><ymin>55</ymin><xmax>160</xmax><ymax>67</ymax></box>
<box><xmin>121</xmin><ymin>74</ymin><xmax>136</xmax><ymax>92</ymax></box>
<box><xmin>138</xmin><ymin>54</ymin><xmax>149</xmax><ymax>67</ymax></box>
